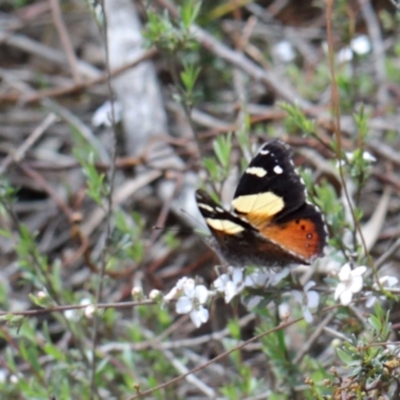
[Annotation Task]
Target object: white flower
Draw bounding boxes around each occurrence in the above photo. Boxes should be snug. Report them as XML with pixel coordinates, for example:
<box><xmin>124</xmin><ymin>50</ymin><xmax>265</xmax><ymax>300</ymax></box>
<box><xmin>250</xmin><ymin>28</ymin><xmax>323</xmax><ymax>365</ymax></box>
<box><xmin>91</xmin><ymin>100</ymin><xmax>122</xmax><ymax>127</ymax></box>
<box><xmin>245</xmin><ymin>295</ymin><xmax>264</xmax><ymax>309</ymax></box>
<box><xmin>273</xmin><ymin>41</ymin><xmax>296</xmax><ymax>62</ymax></box>
<box><xmin>244</xmin><ymin>268</ymin><xmax>290</xmax><ymax>288</ymax></box>
<box><xmin>164</xmin><ymin>277</ymin><xmax>193</xmax><ymax>301</ymax></box>
<box><xmin>362</xmin><ymin>151</ymin><xmax>376</xmax><ymax>163</ymax></box>
<box><xmin>351</xmin><ymin>35</ymin><xmax>371</xmax><ymax>55</ymax></box>
<box><xmin>214</xmin><ymin>267</ymin><xmax>291</xmax><ymax>306</ymax></box>
<box><xmin>334</xmin><ymin>263</ymin><xmax>367</xmax><ymax>305</ymax></box>
<box><xmin>175</xmin><ymin>281</ymin><xmax>209</xmax><ymax>328</ymax></box>
<box><xmin>375</xmin><ymin>275</ymin><xmax>399</xmax><ymax>289</ymax></box>
<box><xmin>85</xmin><ymin>304</ymin><xmax>96</xmax><ymax>318</ymax></box>
<box><xmin>213</xmin><ymin>273</ymin><xmax>231</xmax><ymax>293</ymax></box>
<box><xmin>336</xmin><ymin>151</ymin><xmax>376</xmax><ymax>169</ymax></box>
<box><xmin>267</xmin><ymin>268</ymin><xmax>290</xmax><ymax>286</ymax></box>
<box><xmin>292</xmin><ymin>281</ymin><xmax>320</xmax><ymax>323</ymax></box>
<box><xmin>214</xmin><ymin>267</ymin><xmax>247</xmax><ymax>303</ymax></box>
<box><xmin>365</xmin><ymin>275</ymin><xmax>399</xmax><ymax>308</ymax></box>
<box><xmin>345</xmin><ymin>151</ymin><xmax>376</xmax><ymax>163</ymax></box>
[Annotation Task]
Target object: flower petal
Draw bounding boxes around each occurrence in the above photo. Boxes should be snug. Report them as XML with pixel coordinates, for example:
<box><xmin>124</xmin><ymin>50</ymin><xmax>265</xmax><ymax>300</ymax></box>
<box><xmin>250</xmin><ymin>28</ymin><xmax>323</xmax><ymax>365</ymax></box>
<box><xmin>307</xmin><ymin>291</ymin><xmax>320</xmax><ymax>308</ymax></box>
<box><xmin>349</xmin><ymin>275</ymin><xmax>363</xmax><ymax>293</ymax></box>
<box><xmin>365</xmin><ymin>296</ymin><xmax>376</xmax><ymax>308</ymax></box>
<box><xmin>175</xmin><ymin>277</ymin><xmax>190</xmax><ymax>290</ymax></box>
<box><xmin>194</xmin><ymin>285</ymin><xmax>208</xmax><ymax>304</ymax></box>
<box><xmin>340</xmin><ymin>290</ymin><xmax>353</xmax><ymax>306</ymax></box>
<box><xmin>334</xmin><ymin>283</ymin><xmax>346</xmax><ymax>300</ymax></box>
<box><xmin>225</xmin><ymin>281</ymin><xmax>239</xmax><ymax>303</ymax></box>
<box><xmin>303</xmin><ymin>307</ymin><xmax>314</xmax><ymax>323</ymax></box>
<box><xmin>176</xmin><ymin>297</ymin><xmax>192</xmax><ymax>314</ymax></box>
<box><xmin>380</xmin><ymin>276</ymin><xmax>398</xmax><ymax>287</ymax></box>
<box><xmin>246</xmin><ymin>295</ymin><xmax>263</xmax><ymax>309</ymax></box>
<box><xmin>182</xmin><ymin>279</ymin><xmax>195</xmax><ymax>296</ymax></box>
<box><xmin>351</xmin><ymin>266</ymin><xmax>367</xmax><ymax>276</ymax></box>
<box><xmin>291</xmin><ymin>290</ymin><xmax>303</xmax><ymax>303</ymax></box>
<box><xmin>232</xmin><ymin>267</ymin><xmax>244</xmax><ymax>283</ymax></box>
<box><xmin>213</xmin><ymin>274</ymin><xmax>229</xmax><ymax>292</ymax></box>
<box><xmin>338</xmin><ymin>263</ymin><xmax>351</xmax><ymax>281</ymax></box>
<box><xmin>190</xmin><ymin>307</ymin><xmax>209</xmax><ymax>327</ymax></box>
<box><xmin>304</xmin><ymin>280</ymin><xmax>316</xmax><ymax>292</ymax></box>
<box><xmin>269</xmin><ymin>268</ymin><xmax>290</xmax><ymax>286</ymax></box>
<box><xmin>244</xmin><ymin>271</ymin><xmax>263</xmax><ymax>287</ymax></box>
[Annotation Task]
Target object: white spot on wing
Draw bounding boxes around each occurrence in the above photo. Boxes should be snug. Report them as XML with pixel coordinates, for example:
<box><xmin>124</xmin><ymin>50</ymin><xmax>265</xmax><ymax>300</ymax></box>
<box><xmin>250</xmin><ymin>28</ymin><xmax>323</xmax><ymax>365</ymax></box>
<box><xmin>260</xmin><ymin>149</ymin><xmax>270</xmax><ymax>155</ymax></box>
<box><xmin>198</xmin><ymin>203</ymin><xmax>214</xmax><ymax>212</ymax></box>
<box><xmin>273</xmin><ymin>165</ymin><xmax>283</xmax><ymax>174</ymax></box>
<box><xmin>246</xmin><ymin>167</ymin><xmax>267</xmax><ymax>177</ymax></box>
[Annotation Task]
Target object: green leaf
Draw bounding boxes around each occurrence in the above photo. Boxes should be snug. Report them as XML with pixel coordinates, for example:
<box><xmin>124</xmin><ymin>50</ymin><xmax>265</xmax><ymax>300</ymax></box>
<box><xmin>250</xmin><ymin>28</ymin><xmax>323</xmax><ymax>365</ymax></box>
<box><xmin>181</xmin><ymin>0</ymin><xmax>202</xmax><ymax>29</ymax></box>
<box><xmin>280</xmin><ymin>102</ymin><xmax>315</xmax><ymax>134</ymax></box>
<box><xmin>213</xmin><ymin>133</ymin><xmax>232</xmax><ymax>169</ymax></box>
<box><xmin>180</xmin><ymin>62</ymin><xmax>201</xmax><ymax>93</ymax></box>
<box><xmin>337</xmin><ymin>347</ymin><xmax>353</xmax><ymax>365</ymax></box>
<box><xmin>368</xmin><ymin>315</ymin><xmax>382</xmax><ymax>333</ymax></box>
<box><xmin>43</xmin><ymin>343</ymin><xmax>66</xmax><ymax>362</ymax></box>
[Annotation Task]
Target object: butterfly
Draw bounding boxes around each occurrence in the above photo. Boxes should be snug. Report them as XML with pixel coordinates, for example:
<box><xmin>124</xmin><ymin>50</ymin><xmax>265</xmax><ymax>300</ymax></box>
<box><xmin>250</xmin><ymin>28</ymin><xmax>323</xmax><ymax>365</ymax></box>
<box><xmin>195</xmin><ymin>139</ymin><xmax>327</xmax><ymax>267</ymax></box>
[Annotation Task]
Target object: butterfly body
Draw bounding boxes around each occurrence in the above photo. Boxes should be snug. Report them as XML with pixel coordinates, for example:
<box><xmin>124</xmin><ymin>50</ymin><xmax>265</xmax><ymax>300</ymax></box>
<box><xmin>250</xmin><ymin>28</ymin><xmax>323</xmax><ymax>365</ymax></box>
<box><xmin>196</xmin><ymin>139</ymin><xmax>327</xmax><ymax>267</ymax></box>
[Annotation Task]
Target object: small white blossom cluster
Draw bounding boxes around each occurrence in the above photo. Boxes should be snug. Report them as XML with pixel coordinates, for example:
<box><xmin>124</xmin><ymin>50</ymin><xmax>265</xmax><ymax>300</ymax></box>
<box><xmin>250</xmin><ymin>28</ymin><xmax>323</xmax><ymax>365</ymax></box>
<box><xmin>365</xmin><ymin>275</ymin><xmax>399</xmax><ymax>308</ymax></box>
<box><xmin>164</xmin><ymin>277</ymin><xmax>209</xmax><ymax>328</ymax></box>
<box><xmin>213</xmin><ymin>266</ymin><xmax>289</xmax><ymax>304</ymax></box>
<box><xmin>141</xmin><ymin>259</ymin><xmax>399</xmax><ymax>329</ymax></box>
<box><xmin>336</xmin><ymin>150</ymin><xmax>376</xmax><ymax>169</ymax></box>
<box><xmin>334</xmin><ymin>263</ymin><xmax>367</xmax><ymax>306</ymax></box>
<box><xmin>333</xmin><ymin>262</ymin><xmax>399</xmax><ymax>308</ymax></box>
<box><xmin>159</xmin><ymin>267</ymin><xmax>294</xmax><ymax>328</ymax></box>
<box><xmin>162</xmin><ymin>266</ymin><xmax>321</xmax><ymax>328</ymax></box>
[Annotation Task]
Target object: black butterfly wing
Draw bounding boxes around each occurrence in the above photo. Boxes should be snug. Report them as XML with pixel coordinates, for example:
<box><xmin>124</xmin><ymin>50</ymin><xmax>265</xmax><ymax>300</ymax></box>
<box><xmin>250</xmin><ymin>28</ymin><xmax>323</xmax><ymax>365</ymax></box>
<box><xmin>232</xmin><ymin>139</ymin><xmax>307</xmax><ymax>221</ymax></box>
<box><xmin>231</xmin><ymin>139</ymin><xmax>327</xmax><ymax>262</ymax></box>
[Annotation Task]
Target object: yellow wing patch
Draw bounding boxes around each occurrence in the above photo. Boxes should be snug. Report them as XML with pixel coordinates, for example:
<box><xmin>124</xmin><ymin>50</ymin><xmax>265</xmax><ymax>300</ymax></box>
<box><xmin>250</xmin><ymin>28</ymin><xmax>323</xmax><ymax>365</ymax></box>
<box><xmin>206</xmin><ymin>218</ymin><xmax>245</xmax><ymax>234</ymax></box>
<box><xmin>232</xmin><ymin>192</ymin><xmax>284</xmax><ymax>218</ymax></box>
<box><xmin>246</xmin><ymin>167</ymin><xmax>267</xmax><ymax>177</ymax></box>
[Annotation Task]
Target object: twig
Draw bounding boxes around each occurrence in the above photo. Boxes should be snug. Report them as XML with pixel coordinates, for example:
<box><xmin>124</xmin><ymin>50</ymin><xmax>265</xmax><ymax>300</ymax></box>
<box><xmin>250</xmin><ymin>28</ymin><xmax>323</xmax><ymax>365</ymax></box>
<box><xmin>325</xmin><ymin>1</ymin><xmax>370</xmax><ymax>265</ymax></box>
<box><xmin>89</xmin><ymin>1</ymin><xmax>119</xmax><ymax>395</ymax></box>
<box><xmin>99</xmin><ymin>314</ymin><xmax>255</xmax><ymax>352</ymax></box>
<box><xmin>389</xmin><ymin>0</ymin><xmax>400</xmax><ymax>11</ymax></box>
<box><xmin>375</xmin><ymin>237</ymin><xmax>400</xmax><ymax>269</ymax></box>
<box><xmin>80</xmin><ymin>170</ymin><xmax>162</xmax><ymax>237</ymax></box>
<box><xmin>358</xmin><ymin>0</ymin><xmax>388</xmax><ymax>105</ymax></box>
<box><xmin>18</xmin><ymin>164</ymin><xmax>74</xmax><ymax>221</ymax></box>
<box><xmin>293</xmin><ymin>312</ymin><xmax>336</xmax><ymax>364</ymax></box>
<box><xmin>163</xmin><ymin>348</ymin><xmax>216</xmax><ymax>398</ymax></box>
<box><xmin>49</xmin><ymin>0</ymin><xmax>80</xmax><ymax>83</ymax></box>
<box><xmin>0</xmin><ymin>31</ymin><xmax>100</xmax><ymax>78</ymax></box>
<box><xmin>0</xmin><ymin>67</ymin><xmax>109</xmax><ymax>163</ymax></box>
<box><xmin>0</xmin><ymin>113</ymin><xmax>57</xmax><ymax>174</ymax></box>
<box><xmin>0</xmin><ymin>300</ymin><xmax>155</xmax><ymax>317</ymax></box>
<box><xmin>0</xmin><ymin>48</ymin><xmax>157</xmax><ymax>104</ymax></box>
